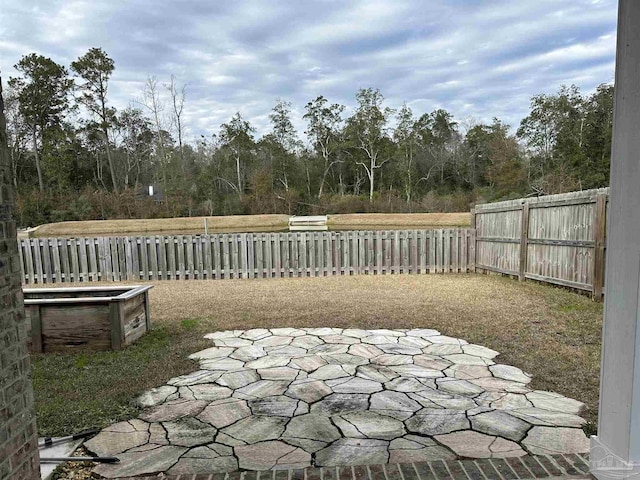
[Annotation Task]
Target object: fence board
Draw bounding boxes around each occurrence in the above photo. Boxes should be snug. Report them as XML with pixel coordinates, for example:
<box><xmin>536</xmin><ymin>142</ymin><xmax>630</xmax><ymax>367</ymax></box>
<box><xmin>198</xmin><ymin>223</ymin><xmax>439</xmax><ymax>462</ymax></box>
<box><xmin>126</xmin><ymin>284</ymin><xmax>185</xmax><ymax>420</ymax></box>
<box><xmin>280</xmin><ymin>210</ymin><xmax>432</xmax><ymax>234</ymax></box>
<box><xmin>19</xmin><ymin>228</ymin><xmax>475</xmax><ymax>285</ymax></box>
<box><xmin>474</xmin><ymin>187</ymin><xmax>609</xmax><ymax>299</ymax></box>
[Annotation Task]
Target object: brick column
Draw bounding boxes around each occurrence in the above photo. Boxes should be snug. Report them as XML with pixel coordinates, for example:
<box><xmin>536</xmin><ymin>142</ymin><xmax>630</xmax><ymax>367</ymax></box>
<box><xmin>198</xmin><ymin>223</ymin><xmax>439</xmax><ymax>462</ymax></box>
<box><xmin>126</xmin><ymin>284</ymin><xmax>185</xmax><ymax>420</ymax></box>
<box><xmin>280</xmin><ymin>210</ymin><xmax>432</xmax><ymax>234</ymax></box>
<box><xmin>0</xmin><ymin>80</ymin><xmax>40</xmax><ymax>478</ymax></box>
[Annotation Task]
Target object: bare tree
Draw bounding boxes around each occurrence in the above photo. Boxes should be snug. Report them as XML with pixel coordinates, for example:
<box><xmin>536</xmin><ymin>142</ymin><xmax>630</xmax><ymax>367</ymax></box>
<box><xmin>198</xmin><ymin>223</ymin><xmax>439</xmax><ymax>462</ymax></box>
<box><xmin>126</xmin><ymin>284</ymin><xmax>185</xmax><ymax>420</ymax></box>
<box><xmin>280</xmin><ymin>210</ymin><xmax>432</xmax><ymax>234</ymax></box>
<box><xmin>137</xmin><ymin>76</ymin><xmax>168</xmax><ymax>189</ymax></box>
<box><xmin>165</xmin><ymin>75</ymin><xmax>186</xmax><ymax>167</ymax></box>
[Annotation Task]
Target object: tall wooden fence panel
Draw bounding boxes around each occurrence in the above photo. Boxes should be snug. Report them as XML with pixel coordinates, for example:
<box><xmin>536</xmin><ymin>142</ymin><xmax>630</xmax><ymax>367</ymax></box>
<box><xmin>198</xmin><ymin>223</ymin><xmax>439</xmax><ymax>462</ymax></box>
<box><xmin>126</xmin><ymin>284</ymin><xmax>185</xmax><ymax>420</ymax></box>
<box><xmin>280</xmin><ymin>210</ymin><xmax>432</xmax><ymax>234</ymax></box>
<box><xmin>473</xmin><ymin>188</ymin><xmax>609</xmax><ymax>299</ymax></box>
<box><xmin>19</xmin><ymin>229</ymin><xmax>475</xmax><ymax>285</ymax></box>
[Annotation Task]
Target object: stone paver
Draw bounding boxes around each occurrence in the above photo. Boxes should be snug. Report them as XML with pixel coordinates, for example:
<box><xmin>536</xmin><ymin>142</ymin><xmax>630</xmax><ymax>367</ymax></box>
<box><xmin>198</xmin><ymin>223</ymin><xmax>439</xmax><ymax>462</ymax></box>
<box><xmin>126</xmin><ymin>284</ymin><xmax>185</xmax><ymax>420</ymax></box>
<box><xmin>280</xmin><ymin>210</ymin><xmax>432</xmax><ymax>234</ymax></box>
<box><xmin>88</xmin><ymin>328</ymin><xmax>589</xmax><ymax>477</ymax></box>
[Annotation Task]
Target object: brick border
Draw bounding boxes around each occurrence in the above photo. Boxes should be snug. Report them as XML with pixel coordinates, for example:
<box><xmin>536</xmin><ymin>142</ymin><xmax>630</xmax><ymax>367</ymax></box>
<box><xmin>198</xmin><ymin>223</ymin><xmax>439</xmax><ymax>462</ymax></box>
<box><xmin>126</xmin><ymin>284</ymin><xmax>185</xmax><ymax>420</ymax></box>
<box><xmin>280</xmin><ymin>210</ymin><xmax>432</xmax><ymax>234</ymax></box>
<box><xmin>121</xmin><ymin>453</ymin><xmax>591</xmax><ymax>480</ymax></box>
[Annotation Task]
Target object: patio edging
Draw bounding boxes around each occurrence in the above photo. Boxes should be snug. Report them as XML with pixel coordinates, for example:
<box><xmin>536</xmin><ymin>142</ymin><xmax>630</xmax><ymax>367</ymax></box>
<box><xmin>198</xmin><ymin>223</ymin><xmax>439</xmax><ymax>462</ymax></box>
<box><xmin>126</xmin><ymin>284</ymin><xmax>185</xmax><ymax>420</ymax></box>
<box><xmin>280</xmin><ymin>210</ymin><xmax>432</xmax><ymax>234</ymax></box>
<box><xmin>119</xmin><ymin>453</ymin><xmax>591</xmax><ymax>480</ymax></box>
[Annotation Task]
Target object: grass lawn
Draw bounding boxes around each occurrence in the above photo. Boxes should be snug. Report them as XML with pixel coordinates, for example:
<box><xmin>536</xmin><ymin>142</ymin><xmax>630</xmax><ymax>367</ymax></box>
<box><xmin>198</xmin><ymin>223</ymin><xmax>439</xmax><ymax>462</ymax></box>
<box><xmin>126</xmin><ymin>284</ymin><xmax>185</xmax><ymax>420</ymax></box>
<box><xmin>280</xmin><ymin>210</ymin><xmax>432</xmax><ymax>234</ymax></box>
<box><xmin>31</xmin><ymin>273</ymin><xmax>603</xmax><ymax>438</ymax></box>
<box><xmin>27</xmin><ymin>212</ymin><xmax>470</xmax><ymax>237</ymax></box>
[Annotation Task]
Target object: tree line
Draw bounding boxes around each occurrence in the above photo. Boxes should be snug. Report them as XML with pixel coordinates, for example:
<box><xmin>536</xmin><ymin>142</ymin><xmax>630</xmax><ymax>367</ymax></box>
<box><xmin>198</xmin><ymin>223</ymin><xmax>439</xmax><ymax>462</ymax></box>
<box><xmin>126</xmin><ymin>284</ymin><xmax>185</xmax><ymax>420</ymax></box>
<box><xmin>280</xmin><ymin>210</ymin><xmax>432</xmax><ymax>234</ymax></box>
<box><xmin>5</xmin><ymin>48</ymin><xmax>613</xmax><ymax>227</ymax></box>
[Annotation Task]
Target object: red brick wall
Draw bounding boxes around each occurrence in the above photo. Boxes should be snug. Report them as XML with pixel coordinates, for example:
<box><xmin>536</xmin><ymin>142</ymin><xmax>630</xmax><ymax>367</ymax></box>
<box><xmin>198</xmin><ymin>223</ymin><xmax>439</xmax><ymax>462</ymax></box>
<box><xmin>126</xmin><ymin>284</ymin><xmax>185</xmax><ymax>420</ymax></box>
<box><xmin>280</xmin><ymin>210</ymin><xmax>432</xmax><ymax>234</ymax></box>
<box><xmin>0</xmin><ymin>81</ymin><xmax>40</xmax><ymax>479</ymax></box>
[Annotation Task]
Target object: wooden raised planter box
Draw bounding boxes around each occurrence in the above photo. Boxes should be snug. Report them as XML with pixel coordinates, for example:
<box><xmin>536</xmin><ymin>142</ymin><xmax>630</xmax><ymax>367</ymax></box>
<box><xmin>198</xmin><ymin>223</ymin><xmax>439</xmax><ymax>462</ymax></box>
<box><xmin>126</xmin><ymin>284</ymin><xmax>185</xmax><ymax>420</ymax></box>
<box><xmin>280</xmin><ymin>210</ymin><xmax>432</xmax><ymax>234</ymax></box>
<box><xmin>24</xmin><ymin>285</ymin><xmax>153</xmax><ymax>353</ymax></box>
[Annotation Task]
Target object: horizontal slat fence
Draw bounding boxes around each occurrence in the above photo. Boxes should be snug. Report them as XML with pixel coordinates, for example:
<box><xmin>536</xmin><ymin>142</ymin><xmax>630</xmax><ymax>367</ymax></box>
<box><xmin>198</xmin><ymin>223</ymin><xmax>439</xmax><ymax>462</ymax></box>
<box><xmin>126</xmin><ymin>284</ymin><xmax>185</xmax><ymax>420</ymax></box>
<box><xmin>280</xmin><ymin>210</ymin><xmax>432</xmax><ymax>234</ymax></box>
<box><xmin>19</xmin><ymin>229</ymin><xmax>475</xmax><ymax>285</ymax></box>
<box><xmin>472</xmin><ymin>188</ymin><xmax>609</xmax><ymax>300</ymax></box>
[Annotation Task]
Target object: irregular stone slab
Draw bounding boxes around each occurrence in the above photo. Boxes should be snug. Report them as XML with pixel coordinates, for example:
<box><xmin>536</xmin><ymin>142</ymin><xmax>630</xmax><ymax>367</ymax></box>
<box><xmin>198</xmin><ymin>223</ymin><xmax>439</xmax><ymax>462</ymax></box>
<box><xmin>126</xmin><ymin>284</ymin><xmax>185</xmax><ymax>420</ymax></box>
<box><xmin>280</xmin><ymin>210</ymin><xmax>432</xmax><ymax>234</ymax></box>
<box><xmin>239</xmin><ymin>329</ymin><xmax>271</xmax><ymax>341</ymax></box>
<box><xmin>389</xmin><ymin>436</ymin><xmax>456</xmax><ymax>463</ymax></box>
<box><xmin>398</xmin><ymin>336</ymin><xmax>432</xmax><ymax>348</ymax></box>
<box><xmin>216</xmin><ymin>370</ymin><xmax>260</xmax><ymax>389</ymax></box>
<box><xmin>444</xmin><ymin>364</ymin><xmax>492</xmax><ymax>380</ymax></box>
<box><xmin>189</xmin><ymin>347</ymin><xmax>234</xmax><ymax>360</ymax></box>
<box><xmin>409</xmin><ymin>391</ymin><xmax>476</xmax><ymax>410</ymax></box>
<box><xmin>276</xmin><ymin>447</ymin><xmax>313</xmax><ymax>469</ymax></box>
<box><xmin>213</xmin><ymin>337</ymin><xmax>253</xmax><ymax>347</ymax></box>
<box><xmin>487</xmin><ymin>393</ymin><xmax>533</xmax><ymax>410</ymax></box>
<box><xmin>370</xmin><ymin>391</ymin><xmax>421</xmax><ymax>420</ymax></box>
<box><xmin>406</xmin><ymin>409</ymin><xmax>470</xmax><ymax>435</ymax></box>
<box><xmin>85</xmin><ymin>427</ymin><xmax>149</xmax><ymax>456</ymax></box>
<box><xmin>168</xmin><ymin>370</ymin><xmax>223</xmax><ymax>387</ymax></box>
<box><xmin>185</xmin><ymin>443</ymin><xmax>233</xmax><ymax>458</ymax></box>
<box><xmin>205</xmin><ymin>330</ymin><xmax>244</xmax><ymax>340</ymax></box>
<box><xmin>265</xmin><ymin>346</ymin><xmax>308</xmax><ymax>357</ymax></box>
<box><xmin>406</xmin><ymin>329</ymin><xmax>441</xmax><ymax>338</ymax></box>
<box><xmin>164</xmin><ymin>417</ymin><xmax>217</xmax><ymax>447</ymax></box>
<box><xmin>470</xmin><ymin>377</ymin><xmax>528</xmax><ymax>392</ymax></box>
<box><xmin>429</xmin><ymin>335</ymin><xmax>467</xmax><ymax>345</ymax></box>
<box><xmin>357</xmin><ymin>365</ymin><xmax>399</xmax><ymax>383</ymax></box>
<box><xmin>315</xmin><ymin>438</ymin><xmax>389</xmax><ymax>467</ymax></box>
<box><xmin>508</xmin><ymin>408</ymin><xmax>586</xmax><ymax>427</ymax></box>
<box><xmin>436</xmin><ymin>378</ymin><xmax>485</xmax><ymax>397</ymax></box>
<box><xmin>321</xmin><ymin>334</ymin><xmax>360</xmax><ymax>344</ymax></box>
<box><xmin>389</xmin><ymin>365</ymin><xmax>444</xmax><ymax>378</ymax></box>
<box><xmin>526</xmin><ymin>391</ymin><xmax>585</xmax><ymax>415</ymax></box>
<box><xmin>332</xmin><ymin>412</ymin><xmax>404</xmax><ymax>440</ymax></box>
<box><xmin>522</xmin><ymin>426</ymin><xmax>590</xmax><ymax>454</ymax></box>
<box><xmin>308</xmin><ymin>344</ymin><xmax>349</xmax><ymax>355</ymax></box>
<box><xmin>489</xmin><ymin>364</ymin><xmax>531</xmax><ymax>383</ymax></box>
<box><xmin>290</xmin><ymin>355</ymin><xmax>327</xmax><ymax>372</ymax></box>
<box><xmin>309</xmin><ymin>364</ymin><xmax>352</xmax><ymax>380</ymax></box>
<box><xmin>234</xmin><ymin>380</ymin><xmax>290</xmax><ymax>399</ymax></box>
<box><xmin>321</xmin><ymin>353</ymin><xmax>369</xmax><ymax>366</ymax></box>
<box><xmin>285</xmin><ymin>438</ymin><xmax>328</xmax><ymax>453</ymax></box>
<box><xmin>258</xmin><ymin>366</ymin><xmax>299</xmax><ymax>381</ymax></box>
<box><xmin>349</xmin><ymin>344</ymin><xmax>384</xmax><ymax>359</ymax></box>
<box><xmin>245</xmin><ymin>356</ymin><xmax>291</xmax><ymax>369</ymax></box>
<box><xmin>230</xmin><ymin>346</ymin><xmax>267</xmax><ymax>361</ymax></box>
<box><xmin>291</xmin><ymin>335</ymin><xmax>324</xmax><ymax>349</ymax></box>
<box><xmin>221</xmin><ymin>415</ymin><xmax>287</xmax><ymax>443</ymax></box>
<box><xmin>470</xmin><ymin>410</ymin><xmax>531</xmax><ymax>442</ymax></box>
<box><xmin>370</xmin><ymin>391</ymin><xmax>420</xmax><ymax>414</ymax></box>
<box><xmin>462</xmin><ymin>344</ymin><xmax>500</xmax><ymax>359</ymax></box>
<box><xmin>286</xmin><ymin>379</ymin><xmax>333</xmax><ymax>403</ymax></box>
<box><xmin>306</xmin><ymin>327</ymin><xmax>343</xmax><ymax>336</ymax></box>
<box><xmin>140</xmin><ymin>399</ymin><xmax>208</xmax><ymax>423</ymax></box>
<box><xmin>167</xmin><ymin>456</ymin><xmax>238</xmax><ymax>475</ymax></box>
<box><xmin>378</xmin><ymin>344</ymin><xmax>423</xmax><ymax>355</ymax></box>
<box><xmin>413</xmin><ymin>356</ymin><xmax>451</xmax><ymax>371</ymax></box>
<box><xmin>236</xmin><ymin>441</ymin><xmax>311</xmax><ymax>470</ymax></box>
<box><xmin>188</xmin><ymin>385</ymin><xmax>233</xmax><ymax>401</ymax></box>
<box><xmin>332</xmin><ymin>377</ymin><xmax>383</xmax><ymax>394</ymax></box>
<box><xmin>423</xmin><ymin>344</ymin><xmax>463</xmax><ymax>355</ymax></box>
<box><xmin>249</xmin><ymin>396</ymin><xmax>300</xmax><ymax>416</ymax></box>
<box><xmin>362</xmin><ymin>335</ymin><xmax>399</xmax><ymax>345</ymax></box>
<box><xmin>443</xmin><ymin>354</ymin><xmax>493</xmax><ymax>366</ymax></box>
<box><xmin>310</xmin><ymin>393</ymin><xmax>370</xmax><ymax>416</ymax></box>
<box><xmin>148</xmin><ymin>423</ymin><xmax>169</xmax><ymax>445</ymax></box>
<box><xmin>197</xmin><ymin>398</ymin><xmax>251</xmax><ymax>428</ymax></box>
<box><xmin>435</xmin><ymin>431</ymin><xmax>526</xmax><ymax>458</ymax></box>
<box><xmin>271</xmin><ymin>328</ymin><xmax>307</xmax><ymax>337</ymax></box>
<box><xmin>200</xmin><ymin>358</ymin><xmax>246</xmax><ymax>371</ymax></box>
<box><xmin>102</xmin><ymin>420</ymin><xmax>144</xmax><ymax>434</ymax></box>
<box><xmin>385</xmin><ymin>377</ymin><xmax>430</xmax><ymax>392</ymax></box>
<box><xmin>137</xmin><ymin>386</ymin><xmax>177</xmax><ymax>407</ymax></box>
<box><xmin>342</xmin><ymin>329</ymin><xmax>371</xmax><ymax>338</ymax></box>
<box><xmin>255</xmin><ymin>335</ymin><xmax>293</xmax><ymax>347</ymax></box>
<box><xmin>369</xmin><ymin>329</ymin><xmax>405</xmax><ymax>337</ymax></box>
<box><xmin>372</xmin><ymin>354</ymin><xmax>414</xmax><ymax>366</ymax></box>
<box><xmin>93</xmin><ymin>445</ymin><xmax>187</xmax><ymax>478</ymax></box>
<box><xmin>216</xmin><ymin>432</ymin><xmax>246</xmax><ymax>447</ymax></box>
<box><xmin>283</xmin><ymin>413</ymin><xmax>341</xmax><ymax>443</ymax></box>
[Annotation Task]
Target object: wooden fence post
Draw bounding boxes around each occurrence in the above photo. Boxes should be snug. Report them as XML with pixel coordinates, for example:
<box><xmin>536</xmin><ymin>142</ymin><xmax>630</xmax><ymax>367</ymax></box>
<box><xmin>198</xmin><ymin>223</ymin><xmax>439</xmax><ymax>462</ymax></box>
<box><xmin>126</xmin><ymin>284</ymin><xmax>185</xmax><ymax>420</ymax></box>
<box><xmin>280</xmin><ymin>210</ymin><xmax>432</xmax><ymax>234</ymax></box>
<box><xmin>593</xmin><ymin>193</ymin><xmax>607</xmax><ymax>301</ymax></box>
<box><xmin>469</xmin><ymin>209</ymin><xmax>477</xmax><ymax>273</ymax></box>
<box><xmin>519</xmin><ymin>203</ymin><xmax>530</xmax><ymax>281</ymax></box>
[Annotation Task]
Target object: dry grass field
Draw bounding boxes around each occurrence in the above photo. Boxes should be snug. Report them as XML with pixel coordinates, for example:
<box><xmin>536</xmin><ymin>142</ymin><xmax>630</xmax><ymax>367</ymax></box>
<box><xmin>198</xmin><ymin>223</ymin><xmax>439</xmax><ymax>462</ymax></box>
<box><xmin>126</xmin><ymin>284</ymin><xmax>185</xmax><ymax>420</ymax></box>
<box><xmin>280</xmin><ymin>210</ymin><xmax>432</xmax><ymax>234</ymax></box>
<box><xmin>27</xmin><ymin>212</ymin><xmax>471</xmax><ymax>237</ymax></box>
<box><xmin>31</xmin><ymin>273</ymin><xmax>602</xmax><ymax>437</ymax></box>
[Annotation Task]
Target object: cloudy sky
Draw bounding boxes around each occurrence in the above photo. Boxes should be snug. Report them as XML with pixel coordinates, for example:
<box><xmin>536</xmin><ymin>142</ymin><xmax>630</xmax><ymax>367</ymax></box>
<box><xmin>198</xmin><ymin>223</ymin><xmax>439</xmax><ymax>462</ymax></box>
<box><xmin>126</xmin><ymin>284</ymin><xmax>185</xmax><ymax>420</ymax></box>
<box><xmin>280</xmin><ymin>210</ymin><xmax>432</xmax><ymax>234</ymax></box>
<box><xmin>0</xmin><ymin>0</ymin><xmax>617</xmax><ymax>142</ymax></box>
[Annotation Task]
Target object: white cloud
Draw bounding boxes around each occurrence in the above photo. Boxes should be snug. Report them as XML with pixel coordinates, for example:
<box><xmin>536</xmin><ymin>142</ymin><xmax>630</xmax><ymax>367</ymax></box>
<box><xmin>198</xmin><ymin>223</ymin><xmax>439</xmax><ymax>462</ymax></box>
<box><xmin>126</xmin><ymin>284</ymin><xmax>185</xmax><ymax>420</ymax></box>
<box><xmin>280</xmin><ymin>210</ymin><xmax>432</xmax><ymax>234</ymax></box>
<box><xmin>0</xmin><ymin>0</ymin><xmax>618</xmax><ymax>139</ymax></box>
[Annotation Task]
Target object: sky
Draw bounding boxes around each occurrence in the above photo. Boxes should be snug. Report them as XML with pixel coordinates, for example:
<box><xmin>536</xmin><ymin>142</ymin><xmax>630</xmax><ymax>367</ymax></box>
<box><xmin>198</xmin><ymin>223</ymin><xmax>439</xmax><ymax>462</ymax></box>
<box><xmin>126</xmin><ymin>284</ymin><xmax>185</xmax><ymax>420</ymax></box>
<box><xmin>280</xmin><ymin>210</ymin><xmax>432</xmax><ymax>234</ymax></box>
<box><xmin>0</xmin><ymin>0</ymin><xmax>618</xmax><ymax>143</ymax></box>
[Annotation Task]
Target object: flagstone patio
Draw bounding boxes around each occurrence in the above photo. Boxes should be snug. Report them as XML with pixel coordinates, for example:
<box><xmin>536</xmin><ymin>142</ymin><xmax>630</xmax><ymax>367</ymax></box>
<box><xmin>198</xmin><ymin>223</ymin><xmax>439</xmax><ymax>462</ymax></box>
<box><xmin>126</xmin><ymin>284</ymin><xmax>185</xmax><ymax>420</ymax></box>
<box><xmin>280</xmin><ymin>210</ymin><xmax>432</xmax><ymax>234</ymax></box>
<box><xmin>84</xmin><ymin>328</ymin><xmax>590</xmax><ymax>478</ymax></box>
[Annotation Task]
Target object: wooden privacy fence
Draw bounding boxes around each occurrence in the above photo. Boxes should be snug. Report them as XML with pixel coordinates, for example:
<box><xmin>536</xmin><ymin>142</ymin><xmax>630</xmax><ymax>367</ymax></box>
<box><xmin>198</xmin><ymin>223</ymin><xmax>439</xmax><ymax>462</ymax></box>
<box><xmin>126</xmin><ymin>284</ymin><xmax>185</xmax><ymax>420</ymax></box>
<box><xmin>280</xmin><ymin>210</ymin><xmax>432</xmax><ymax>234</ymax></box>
<box><xmin>18</xmin><ymin>229</ymin><xmax>475</xmax><ymax>284</ymax></box>
<box><xmin>472</xmin><ymin>188</ymin><xmax>609</xmax><ymax>300</ymax></box>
